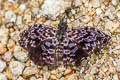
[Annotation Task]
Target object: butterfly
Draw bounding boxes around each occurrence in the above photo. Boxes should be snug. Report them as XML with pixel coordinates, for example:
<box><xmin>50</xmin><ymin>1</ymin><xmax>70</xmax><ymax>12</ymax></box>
<box><xmin>18</xmin><ymin>22</ymin><xmax>111</xmax><ymax>67</ymax></box>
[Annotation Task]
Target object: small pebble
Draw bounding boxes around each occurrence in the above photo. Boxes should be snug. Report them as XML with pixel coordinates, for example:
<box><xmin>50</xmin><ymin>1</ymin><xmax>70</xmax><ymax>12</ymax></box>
<box><xmin>96</xmin><ymin>8</ymin><xmax>102</xmax><ymax>15</ymax></box>
<box><xmin>74</xmin><ymin>0</ymin><xmax>82</xmax><ymax>7</ymax></box>
<box><xmin>64</xmin><ymin>68</ymin><xmax>73</xmax><ymax>76</ymax></box>
<box><xmin>43</xmin><ymin>72</ymin><xmax>51</xmax><ymax>80</ymax></box>
<box><xmin>14</xmin><ymin>46</ymin><xmax>22</xmax><ymax>52</ymax></box>
<box><xmin>56</xmin><ymin>72</ymin><xmax>64</xmax><ymax>78</ymax></box>
<box><xmin>38</xmin><ymin>0</ymin><xmax>44</xmax><ymax>6</ymax></box>
<box><xmin>17</xmin><ymin>76</ymin><xmax>25</xmax><ymax>80</ymax></box>
<box><xmin>108</xmin><ymin>13</ymin><xmax>115</xmax><ymax>20</ymax></box>
<box><xmin>14</xmin><ymin>51</ymin><xmax>28</xmax><ymax>62</ymax></box>
<box><xmin>43</xmin><ymin>66</ymin><xmax>48</xmax><ymax>71</ymax></box>
<box><xmin>113</xmin><ymin>74</ymin><xmax>119</xmax><ymax>80</ymax></box>
<box><xmin>0</xmin><ymin>59</ymin><xmax>6</xmax><ymax>72</ymax></box>
<box><xmin>51</xmin><ymin>69</ymin><xmax>58</xmax><ymax>74</ymax></box>
<box><xmin>5</xmin><ymin>67</ymin><xmax>13</xmax><ymax>80</ymax></box>
<box><xmin>112</xmin><ymin>0</ymin><xmax>119</xmax><ymax>6</ymax></box>
<box><xmin>60</xmin><ymin>77</ymin><xmax>65</xmax><ymax>80</ymax></box>
<box><xmin>2</xmin><ymin>51</ymin><xmax>13</xmax><ymax>62</ymax></box>
<box><xmin>116</xmin><ymin>60</ymin><xmax>120</xmax><ymax>72</ymax></box>
<box><xmin>65</xmin><ymin>74</ymin><xmax>77</xmax><ymax>80</ymax></box>
<box><xmin>0</xmin><ymin>27</ymin><xmax>9</xmax><ymax>45</ymax></box>
<box><xmin>6</xmin><ymin>22</ymin><xmax>14</xmax><ymax>28</ymax></box>
<box><xmin>0</xmin><ymin>43</ymin><xmax>7</xmax><ymax>54</ymax></box>
<box><xmin>5</xmin><ymin>11</ymin><xmax>14</xmax><ymax>19</ymax></box>
<box><xmin>0</xmin><ymin>73</ymin><xmax>8</xmax><ymax>80</ymax></box>
<box><xmin>23</xmin><ymin>14</ymin><xmax>32</xmax><ymax>23</ymax></box>
<box><xmin>117</xmin><ymin>11</ymin><xmax>120</xmax><ymax>19</ymax></box>
<box><xmin>23</xmin><ymin>67</ymin><xmax>39</xmax><ymax>78</ymax></box>
<box><xmin>16</xmin><ymin>16</ymin><xmax>22</xmax><ymax>25</ymax></box>
<box><xmin>9</xmin><ymin>61</ymin><xmax>25</xmax><ymax>76</ymax></box>
<box><xmin>29</xmin><ymin>76</ymin><xmax>37</xmax><ymax>80</ymax></box>
<box><xmin>19</xmin><ymin>4</ymin><xmax>26</xmax><ymax>12</ymax></box>
<box><xmin>109</xmin><ymin>65</ymin><xmax>116</xmax><ymax>74</ymax></box>
<box><xmin>91</xmin><ymin>0</ymin><xmax>101</xmax><ymax>8</ymax></box>
<box><xmin>7</xmin><ymin>39</ymin><xmax>15</xmax><ymax>49</ymax></box>
<box><xmin>50</xmin><ymin>75</ymin><xmax>57</xmax><ymax>80</ymax></box>
<box><xmin>105</xmin><ymin>21</ymin><xmax>119</xmax><ymax>33</ymax></box>
<box><xmin>9</xmin><ymin>28</ymin><xmax>14</xmax><ymax>33</ymax></box>
<box><xmin>41</xmin><ymin>0</ymin><xmax>71</xmax><ymax>19</ymax></box>
<box><xmin>90</xmin><ymin>67</ymin><xmax>98</xmax><ymax>74</ymax></box>
<box><xmin>37</xmin><ymin>78</ymin><xmax>44</xmax><ymax>80</ymax></box>
<box><xmin>104</xmin><ymin>0</ymin><xmax>110</xmax><ymax>6</ymax></box>
<box><xmin>10</xmin><ymin>31</ymin><xmax>19</xmax><ymax>41</ymax></box>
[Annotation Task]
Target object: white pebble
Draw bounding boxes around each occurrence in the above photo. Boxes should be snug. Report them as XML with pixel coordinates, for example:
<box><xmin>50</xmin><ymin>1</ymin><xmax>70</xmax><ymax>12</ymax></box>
<box><xmin>43</xmin><ymin>72</ymin><xmax>51</xmax><ymax>79</ymax></box>
<box><xmin>37</xmin><ymin>78</ymin><xmax>43</xmax><ymax>80</ymax></box>
<box><xmin>96</xmin><ymin>8</ymin><xmax>102</xmax><ymax>15</ymax></box>
<box><xmin>14</xmin><ymin>51</ymin><xmax>28</xmax><ymax>62</ymax></box>
<box><xmin>29</xmin><ymin>76</ymin><xmax>37</xmax><ymax>80</ymax></box>
<box><xmin>112</xmin><ymin>0</ymin><xmax>119</xmax><ymax>6</ymax></box>
<box><xmin>113</xmin><ymin>74</ymin><xmax>119</xmax><ymax>80</ymax></box>
<box><xmin>5</xmin><ymin>11</ymin><xmax>16</xmax><ymax>22</ymax></box>
<box><xmin>23</xmin><ymin>67</ymin><xmax>39</xmax><ymax>78</ymax></box>
<box><xmin>19</xmin><ymin>4</ymin><xmax>26</xmax><ymax>12</ymax></box>
<box><xmin>0</xmin><ymin>59</ymin><xmax>6</xmax><ymax>72</ymax></box>
<box><xmin>9</xmin><ymin>61</ymin><xmax>25</xmax><ymax>76</ymax></box>
<box><xmin>74</xmin><ymin>0</ymin><xmax>82</xmax><ymax>7</ymax></box>
<box><xmin>14</xmin><ymin>46</ymin><xmax>22</xmax><ymax>52</ymax></box>
<box><xmin>109</xmin><ymin>13</ymin><xmax>115</xmax><ymax>20</ymax></box>
<box><xmin>0</xmin><ymin>27</ymin><xmax>8</xmax><ymax>45</ymax></box>
<box><xmin>0</xmin><ymin>73</ymin><xmax>7</xmax><ymax>80</ymax></box>
<box><xmin>24</xmin><ymin>14</ymin><xmax>31</xmax><ymax>23</ymax></box>
<box><xmin>7</xmin><ymin>39</ymin><xmax>15</xmax><ymax>48</ymax></box>
<box><xmin>16</xmin><ymin>16</ymin><xmax>22</xmax><ymax>25</ymax></box>
<box><xmin>91</xmin><ymin>0</ymin><xmax>101</xmax><ymax>8</ymax></box>
<box><xmin>2</xmin><ymin>51</ymin><xmax>13</xmax><ymax>62</ymax></box>
<box><xmin>117</xmin><ymin>11</ymin><xmax>120</xmax><ymax>19</ymax></box>
<box><xmin>105</xmin><ymin>21</ymin><xmax>119</xmax><ymax>32</ymax></box>
<box><xmin>5</xmin><ymin>11</ymin><xmax>14</xmax><ymax>19</ymax></box>
<box><xmin>90</xmin><ymin>67</ymin><xmax>98</xmax><ymax>74</ymax></box>
<box><xmin>71</xmin><ymin>9</ymin><xmax>76</xmax><ymax>14</ymax></box>
<box><xmin>41</xmin><ymin>0</ymin><xmax>71</xmax><ymax>19</ymax></box>
<box><xmin>17</xmin><ymin>76</ymin><xmax>25</xmax><ymax>80</ymax></box>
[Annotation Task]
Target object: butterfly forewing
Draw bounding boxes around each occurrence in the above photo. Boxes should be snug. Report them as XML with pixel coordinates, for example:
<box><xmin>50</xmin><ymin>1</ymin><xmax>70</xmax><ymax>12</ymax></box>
<box><xmin>19</xmin><ymin>24</ymin><xmax>58</xmax><ymax>66</ymax></box>
<box><xmin>66</xmin><ymin>27</ymin><xmax>110</xmax><ymax>54</ymax></box>
<box><xmin>19</xmin><ymin>24</ymin><xmax>57</xmax><ymax>50</ymax></box>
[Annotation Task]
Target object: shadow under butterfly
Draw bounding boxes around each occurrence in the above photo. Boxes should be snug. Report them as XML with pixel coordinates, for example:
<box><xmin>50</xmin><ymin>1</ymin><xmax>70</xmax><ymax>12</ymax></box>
<box><xmin>19</xmin><ymin>21</ymin><xmax>111</xmax><ymax>67</ymax></box>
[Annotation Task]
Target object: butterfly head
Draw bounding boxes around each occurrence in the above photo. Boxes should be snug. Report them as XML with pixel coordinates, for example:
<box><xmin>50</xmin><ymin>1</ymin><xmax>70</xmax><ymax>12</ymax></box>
<box><xmin>56</xmin><ymin>21</ymin><xmax>68</xmax><ymax>42</ymax></box>
<box><xmin>58</xmin><ymin>21</ymin><xmax>67</xmax><ymax>31</ymax></box>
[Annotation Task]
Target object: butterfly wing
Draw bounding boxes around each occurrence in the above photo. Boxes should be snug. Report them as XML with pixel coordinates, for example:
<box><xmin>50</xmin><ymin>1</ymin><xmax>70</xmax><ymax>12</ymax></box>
<box><xmin>63</xmin><ymin>27</ymin><xmax>110</xmax><ymax>66</ymax></box>
<box><xmin>19</xmin><ymin>24</ymin><xmax>58</xmax><ymax>66</ymax></box>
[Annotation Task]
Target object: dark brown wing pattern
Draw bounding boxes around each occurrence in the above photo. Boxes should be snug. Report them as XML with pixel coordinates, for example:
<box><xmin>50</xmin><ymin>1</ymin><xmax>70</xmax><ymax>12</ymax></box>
<box><xmin>19</xmin><ymin>24</ymin><xmax>110</xmax><ymax>67</ymax></box>
<box><xmin>63</xmin><ymin>27</ymin><xmax>111</xmax><ymax>66</ymax></box>
<box><xmin>19</xmin><ymin>24</ymin><xmax>58</xmax><ymax>66</ymax></box>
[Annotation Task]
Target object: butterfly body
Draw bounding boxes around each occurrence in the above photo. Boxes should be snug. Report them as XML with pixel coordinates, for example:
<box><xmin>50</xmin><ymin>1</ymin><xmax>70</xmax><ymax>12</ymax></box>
<box><xmin>19</xmin><ymin>23</ymin><xmax>110</xmax><ymax>67</ymax></box>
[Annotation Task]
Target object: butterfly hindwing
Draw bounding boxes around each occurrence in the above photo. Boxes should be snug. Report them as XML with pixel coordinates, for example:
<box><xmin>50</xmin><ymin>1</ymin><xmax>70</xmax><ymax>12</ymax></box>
<box><xmin>29</xmin><ymin>38</ymin><xmax>58</xmax><ymax>66</ymax></box>
<box><xmin>63</xmin><ymin>27</ymin><xmax>110</xmax><ymax>66</ymax></box>
<box><xmin>63</xmin><ymin>38</ymin><xmax>89</xmax><ymax>66</ymax></box>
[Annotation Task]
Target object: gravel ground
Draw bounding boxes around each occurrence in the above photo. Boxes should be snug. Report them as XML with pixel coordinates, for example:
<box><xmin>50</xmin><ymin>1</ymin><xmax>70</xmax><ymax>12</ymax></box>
<box><xmin>0</xmin><ymin>0</ymin><xmax>120</xmax><ymax>80</ymax></box>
